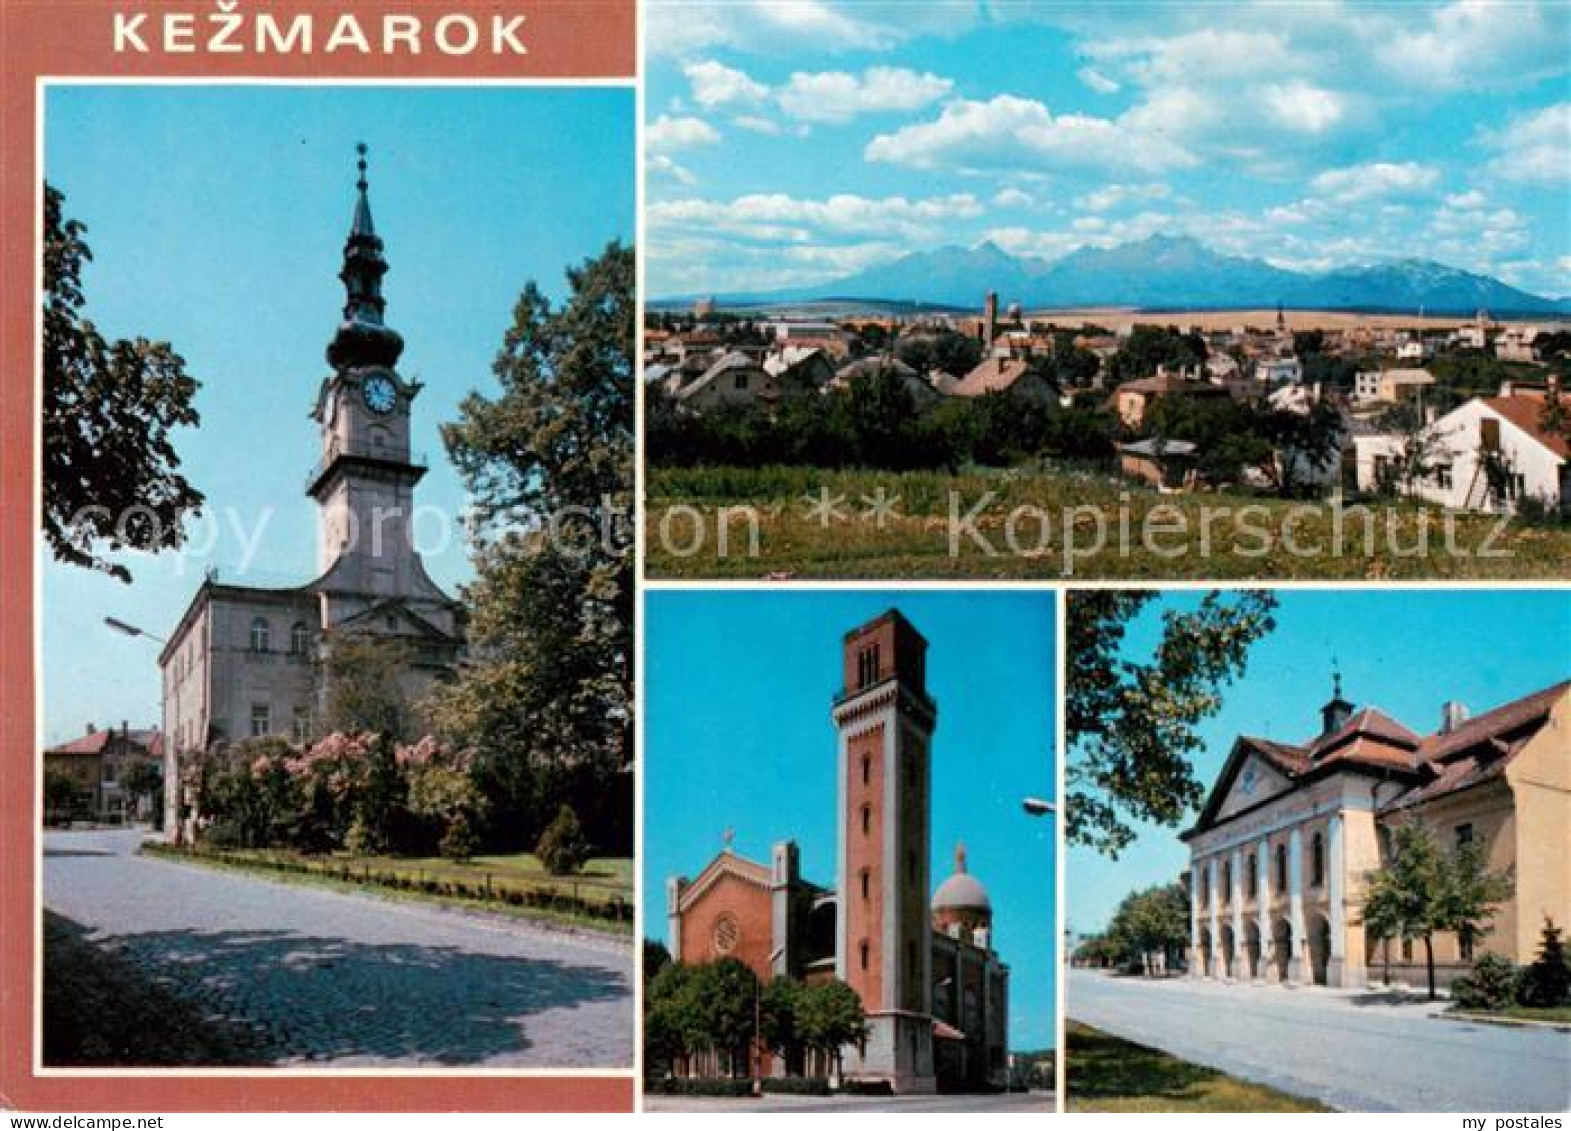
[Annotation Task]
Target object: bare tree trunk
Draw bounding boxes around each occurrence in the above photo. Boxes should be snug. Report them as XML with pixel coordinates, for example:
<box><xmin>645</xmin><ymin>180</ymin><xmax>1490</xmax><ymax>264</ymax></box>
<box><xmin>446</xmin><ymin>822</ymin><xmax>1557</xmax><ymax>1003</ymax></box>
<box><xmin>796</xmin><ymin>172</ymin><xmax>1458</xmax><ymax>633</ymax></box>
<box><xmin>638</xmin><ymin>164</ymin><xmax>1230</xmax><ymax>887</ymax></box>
<box><xmin>1424</xmin><ymin>934</ymin><xmax>1437</xmax><ymax>1001</ymax></box>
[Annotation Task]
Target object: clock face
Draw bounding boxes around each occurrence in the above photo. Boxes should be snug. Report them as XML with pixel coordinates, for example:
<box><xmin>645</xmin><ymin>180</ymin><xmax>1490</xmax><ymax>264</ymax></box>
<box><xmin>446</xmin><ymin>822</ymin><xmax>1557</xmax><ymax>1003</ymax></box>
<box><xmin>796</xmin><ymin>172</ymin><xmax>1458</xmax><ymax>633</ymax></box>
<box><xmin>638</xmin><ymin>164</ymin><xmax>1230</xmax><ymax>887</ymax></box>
<box><xmin>362</xmin><ymin>374</ymin><xmax>396</xmax><ymax>415</ymax></box>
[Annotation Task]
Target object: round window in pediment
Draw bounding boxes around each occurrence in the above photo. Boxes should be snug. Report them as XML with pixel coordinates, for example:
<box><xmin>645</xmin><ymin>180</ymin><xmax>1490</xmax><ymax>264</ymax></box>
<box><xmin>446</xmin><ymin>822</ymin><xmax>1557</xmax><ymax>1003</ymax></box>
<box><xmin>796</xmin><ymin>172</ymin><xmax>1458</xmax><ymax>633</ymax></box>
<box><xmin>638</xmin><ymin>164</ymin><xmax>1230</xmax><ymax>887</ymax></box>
<box><xmin>712</xmin><ymin>912</ymin><xmax>740</xmax><ymax>956</ymax></box>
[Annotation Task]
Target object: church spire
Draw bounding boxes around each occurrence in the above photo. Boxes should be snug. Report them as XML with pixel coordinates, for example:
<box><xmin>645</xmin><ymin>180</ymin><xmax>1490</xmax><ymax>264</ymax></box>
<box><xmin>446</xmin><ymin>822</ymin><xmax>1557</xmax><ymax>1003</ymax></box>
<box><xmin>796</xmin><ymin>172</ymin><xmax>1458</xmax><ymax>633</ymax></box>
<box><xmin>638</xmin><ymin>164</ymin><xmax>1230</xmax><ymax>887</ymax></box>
<box><xmin>326</xmin><ymin>142</ymin><xmax>404</xmax><ymax>372</ymax></box>
<box><xmin>1320</xmin><ymin>659</ymin><xmax>1354</xmax><ymax>737</ymax></box>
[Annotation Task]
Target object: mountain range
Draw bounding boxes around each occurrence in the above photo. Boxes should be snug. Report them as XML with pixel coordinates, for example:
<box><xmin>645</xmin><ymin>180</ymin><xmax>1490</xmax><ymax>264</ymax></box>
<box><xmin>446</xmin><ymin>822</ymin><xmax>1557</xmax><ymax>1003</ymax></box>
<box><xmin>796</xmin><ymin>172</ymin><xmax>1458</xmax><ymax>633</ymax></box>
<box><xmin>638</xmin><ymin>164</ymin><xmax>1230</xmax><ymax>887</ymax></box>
<box><xmin>677</xmin><ymin>234</ymin><xmax>1568</xmax><ymax>316</ymax></box>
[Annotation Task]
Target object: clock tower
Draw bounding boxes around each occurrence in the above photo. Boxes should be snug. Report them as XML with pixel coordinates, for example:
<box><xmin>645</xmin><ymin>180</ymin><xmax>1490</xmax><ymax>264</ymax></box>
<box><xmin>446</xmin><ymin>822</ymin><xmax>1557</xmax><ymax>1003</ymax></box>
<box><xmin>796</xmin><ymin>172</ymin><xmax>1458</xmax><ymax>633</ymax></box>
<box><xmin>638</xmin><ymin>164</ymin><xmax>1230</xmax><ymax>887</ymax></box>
<box><xmin>307</xmin><ymin>146</ymin><xmax>453</xmax><ymax>629</ymax></box>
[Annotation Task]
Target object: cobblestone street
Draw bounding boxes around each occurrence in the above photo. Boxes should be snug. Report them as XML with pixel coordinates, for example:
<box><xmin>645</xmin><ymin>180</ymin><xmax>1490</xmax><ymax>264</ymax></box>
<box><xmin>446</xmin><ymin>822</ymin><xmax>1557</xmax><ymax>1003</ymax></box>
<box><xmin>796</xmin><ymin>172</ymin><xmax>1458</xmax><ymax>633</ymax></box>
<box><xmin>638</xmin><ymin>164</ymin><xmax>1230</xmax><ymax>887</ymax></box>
<box><xmin>43</xmin><ymin>827</ymin><xmax>634</xmax><ymax>1068</ymax></box>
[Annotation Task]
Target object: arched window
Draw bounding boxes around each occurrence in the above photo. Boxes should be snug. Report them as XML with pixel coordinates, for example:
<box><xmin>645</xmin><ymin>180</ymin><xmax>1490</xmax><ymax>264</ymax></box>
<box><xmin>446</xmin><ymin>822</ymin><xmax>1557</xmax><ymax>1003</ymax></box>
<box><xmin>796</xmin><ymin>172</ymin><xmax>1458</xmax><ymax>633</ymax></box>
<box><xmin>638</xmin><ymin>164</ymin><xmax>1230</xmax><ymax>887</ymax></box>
<box><xmin>862</xmin><ymin>754</ymin><xmax>871</xmax><ymax>786</ymax></box>
<box><xmin>860</xmin><ymin>868</ymin><xmax>870</xmax><ymax>900</ymax></box>
<box><xmin>859</xmin><ymin>941</ymin><xmax>869</xmax><ymax>970</ymax></box>
<box><xmin>249</xmin><ymin>617</ymin><xmax>270</xmax><ymax>653</ymax></box>
<box><xmin>1247</xmin><ymin>861</ymin><xmax>1258</xmax><ymax>899</ymax></box>
<box><xmin>1222</xmin><ymin>861</ymin><xmax>1232</xmax><ymax>903</ymax></box>
<box><xmin>290</xmin><ymin>621</ymin><xmax>310</xmax><ymax>656</ymax></box>
<box><xmin>1276</xmin><ymin>844</ymin><xmax>1288</xmax><ymax>890</ymax></box>
<box><xmin>861</xmin><ymin>804</ymin><xmax>871</xmax><ymax>836</ymax></box>
<box><xmin>1311</xmin><ymin>832</ymin><xmax>1325</xmax><ymax>887</ymax></box>
<box><xmin>1199</xmin><ymin>869</ymin><xmax>1209</xmax><ymax>907</ymax></box>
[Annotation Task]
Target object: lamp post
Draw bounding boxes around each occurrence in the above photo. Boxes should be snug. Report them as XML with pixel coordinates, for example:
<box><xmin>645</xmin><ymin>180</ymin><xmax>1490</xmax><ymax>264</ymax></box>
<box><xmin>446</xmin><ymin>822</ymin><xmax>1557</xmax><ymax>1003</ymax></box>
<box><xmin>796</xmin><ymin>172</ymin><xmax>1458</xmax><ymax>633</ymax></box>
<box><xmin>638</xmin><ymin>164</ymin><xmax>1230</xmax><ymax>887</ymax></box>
<box><xmin>1021</xmin><ymin>796</ymin><xmax>1056</xmax><ymax>817</ymax></box>
<box><xmin>104</xmin><ymin>617</ymin><xmax>165</xmax><ymax>645</ymax></box>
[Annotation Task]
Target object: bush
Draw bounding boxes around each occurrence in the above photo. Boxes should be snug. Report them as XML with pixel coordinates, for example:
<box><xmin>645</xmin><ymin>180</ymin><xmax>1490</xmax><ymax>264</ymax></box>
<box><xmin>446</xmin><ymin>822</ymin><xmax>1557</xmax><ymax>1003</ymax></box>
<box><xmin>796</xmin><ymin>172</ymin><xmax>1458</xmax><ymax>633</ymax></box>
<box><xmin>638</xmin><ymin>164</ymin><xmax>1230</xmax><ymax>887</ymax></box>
<box><xmin>439</xmin><ymin>812</ymin><xmax>478</xmax><ymax>862</ymax></box>
<box><xmin>1451</xmin><ymin>953</ymin><xmax>1519</xmax><ymax>1011</ymax></box>
<box><xmin>836</xmin><ymin>1079</ymin><xmax>894</xmax><ymax>1096</ymax></box>
<box><xmin>536</xmin><ymin>804</ymin><xmax>591</xmax><ymax>876</ymax></box>
<box><xmin>649</xmin><ymin>1077</ymin><xmax>755</xmax><ymax>1097</ymax></box>
<box><xmin>760</xmin><ymin>1077</ymin><xmax>830</xmax><ymax>1096</ymax></box>
<box><xmin>1518</xmin><ymin>918</ymin><xmax>1571</xmax><ymax>1008</ymax></box>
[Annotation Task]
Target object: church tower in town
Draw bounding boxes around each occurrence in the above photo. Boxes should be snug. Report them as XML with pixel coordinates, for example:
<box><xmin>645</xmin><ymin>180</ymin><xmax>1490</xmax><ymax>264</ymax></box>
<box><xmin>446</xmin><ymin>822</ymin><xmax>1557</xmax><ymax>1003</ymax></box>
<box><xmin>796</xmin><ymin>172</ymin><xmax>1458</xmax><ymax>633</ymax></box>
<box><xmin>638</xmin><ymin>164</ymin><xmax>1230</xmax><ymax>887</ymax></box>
<box><xmin>833</xmin><ymin>609</ymin><xmax>938</xmax><ymax>1092</ymax></box>
<box><xmin>306</xmin><ymin>145</ymin><xmax>455</xmax><ymax>633</ymax></box>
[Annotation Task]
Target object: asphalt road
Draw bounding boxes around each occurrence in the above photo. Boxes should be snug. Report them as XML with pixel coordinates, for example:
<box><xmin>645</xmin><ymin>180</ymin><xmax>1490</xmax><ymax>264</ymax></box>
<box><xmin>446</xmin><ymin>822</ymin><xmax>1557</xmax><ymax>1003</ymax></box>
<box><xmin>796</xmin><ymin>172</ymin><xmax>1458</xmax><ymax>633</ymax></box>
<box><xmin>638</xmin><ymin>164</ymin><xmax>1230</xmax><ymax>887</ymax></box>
<box><xmin>43</xmin><ymin>827</ymin><xmax>634</xmax><ymax>1068</ymax></box>
<box><xmin>643</xmin><ymin>1090</ymin><xmax>1053</xmax><ymax>1112</ymax></box>
<box><xmin>1070</xmin><ymin>968</ymin><xmax>1571</xmax><ymax>1113</ymax></box>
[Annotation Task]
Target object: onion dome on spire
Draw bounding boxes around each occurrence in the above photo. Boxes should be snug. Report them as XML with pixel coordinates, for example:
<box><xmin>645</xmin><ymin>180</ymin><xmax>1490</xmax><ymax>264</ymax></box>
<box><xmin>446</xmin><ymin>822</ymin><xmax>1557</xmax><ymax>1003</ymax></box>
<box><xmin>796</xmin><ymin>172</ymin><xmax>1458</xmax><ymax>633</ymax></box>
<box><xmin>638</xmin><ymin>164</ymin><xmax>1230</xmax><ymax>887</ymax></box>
<box><xmin>326</xmin><ymin>143</ymin><xmax>404</xmax><ymax>372</ymax></box>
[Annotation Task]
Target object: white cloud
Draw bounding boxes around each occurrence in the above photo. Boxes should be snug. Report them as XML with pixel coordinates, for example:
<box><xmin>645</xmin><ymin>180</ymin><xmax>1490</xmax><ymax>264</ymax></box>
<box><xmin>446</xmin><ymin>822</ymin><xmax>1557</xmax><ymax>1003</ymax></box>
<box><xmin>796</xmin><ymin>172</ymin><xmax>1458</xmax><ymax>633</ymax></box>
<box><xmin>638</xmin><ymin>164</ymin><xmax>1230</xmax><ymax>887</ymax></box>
<box><xmin>1309</xmin><ymin>162</ymin><xmax>1439</xmax><ymax>203</ymax></box>
<box><xmin>734</xmin><ymin>114</ymin><xmax>783</xmax><ymax>135</ymax></box>
<box><xmin>649</xmin><ymin>192</ymin><xmax>986</xmax><ymax>243</ymax></box>
<box><xmin>1445</xmin><ymin>189</ymin><xmax>1488</xmax><ymax>209</ymax></box>
<box><xmin>992</xmin><ymin>187</ymin><xmax>1035</xmax><ymax>209</ymax></box>
<box><xmin>1371</xmin><ymin>1</ymin><xmax>1568</xmax><ymax>90</ymax></box>
<box><xmin>776</xmin><ymin>66</ymin><xmax>953</xmax><ymax>123</ymax></box>
<box><xmin>645</xmin><ymin>0</ymin><xmax>977</xmax><ymax>59</ymax></box>
<box><xmin>646</xmin><ymin>153</ymin><xmax>696</xmax><ymax>187</ymax></box>
<box><xmin>1263</xmin><ymin>82</ymin><xmax>1344</xmax><ymax>134</ymax></box>
<box><xmin>1075</xmin><ymin>183</ymin><xmax>1171</xmax><ymax>212</ymax></box>
<box><xmin>1076</xmin><ymin>66</ymin><xmax>1120</xmax><ymax>94</ymax></box>
<box><xmin>1481</xmin><ymin>102</ymin><xmax>1570</xmax><ymax>184</ymax></box>
<box><xmin>647</xmin><ymin>114</ymin><xmax>721</xmax><ymax>152</ymax></box>
<box><xmin>865</xmin><ymin>94</ymin><xmax>1195</xmax><ymax>175</ymax></box>
<box><xmin>684</xmin><ymin>59</ymin><xmax>768</xmax><ymax>108</ymax></box>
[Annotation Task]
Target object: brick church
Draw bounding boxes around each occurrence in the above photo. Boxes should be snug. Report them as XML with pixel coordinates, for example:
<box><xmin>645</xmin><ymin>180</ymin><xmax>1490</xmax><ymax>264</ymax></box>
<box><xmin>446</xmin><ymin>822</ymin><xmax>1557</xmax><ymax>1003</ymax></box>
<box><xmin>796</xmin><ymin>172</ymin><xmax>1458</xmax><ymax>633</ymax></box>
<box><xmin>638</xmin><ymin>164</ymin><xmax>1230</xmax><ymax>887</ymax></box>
<box><xmin>665</xmin><ymin>610</ymin><xmax>1010</xmax><ymax>1093</ymax></box>
<box><xmin>159</xmin><ymin>147</ymin><xmax>463</xmax><ymax>840</ymax></box>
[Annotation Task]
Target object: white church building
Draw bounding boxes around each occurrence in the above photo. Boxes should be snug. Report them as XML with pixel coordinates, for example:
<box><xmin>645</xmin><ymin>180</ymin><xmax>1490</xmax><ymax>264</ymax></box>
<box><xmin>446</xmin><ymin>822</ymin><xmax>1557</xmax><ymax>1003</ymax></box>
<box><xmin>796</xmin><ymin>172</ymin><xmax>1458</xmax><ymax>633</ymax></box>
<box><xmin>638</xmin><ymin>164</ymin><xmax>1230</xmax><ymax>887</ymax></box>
<box><xmin>159</xmin><ymin>148</ymin><xmax>463</xmax><ymax>840</ymax></box>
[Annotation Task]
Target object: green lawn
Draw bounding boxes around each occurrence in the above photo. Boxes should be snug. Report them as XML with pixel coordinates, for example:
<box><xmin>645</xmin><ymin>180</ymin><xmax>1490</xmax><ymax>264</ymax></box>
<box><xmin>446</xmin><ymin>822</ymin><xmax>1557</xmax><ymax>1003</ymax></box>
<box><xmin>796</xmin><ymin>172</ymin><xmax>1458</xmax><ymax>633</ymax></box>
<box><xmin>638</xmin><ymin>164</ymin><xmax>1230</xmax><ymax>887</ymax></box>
<box><xmin>646</xmin><ymin>465</ymin><xmax>1571</xmax><ymax>579</ymax></box>
<box><xmin>143</xmin><ymin>843</ymin><xmax>634</xmax><ymax>933</ymax></box>
<box><xmin>1453</xmin><ymin>1004</ymin><xmax>1571</xmax><ymax>1025</ymax></box>
<box><xmin>1065</xmin><ymin>1021</ymin><xmax>1332</xmax><ymax>1113</ymax></box>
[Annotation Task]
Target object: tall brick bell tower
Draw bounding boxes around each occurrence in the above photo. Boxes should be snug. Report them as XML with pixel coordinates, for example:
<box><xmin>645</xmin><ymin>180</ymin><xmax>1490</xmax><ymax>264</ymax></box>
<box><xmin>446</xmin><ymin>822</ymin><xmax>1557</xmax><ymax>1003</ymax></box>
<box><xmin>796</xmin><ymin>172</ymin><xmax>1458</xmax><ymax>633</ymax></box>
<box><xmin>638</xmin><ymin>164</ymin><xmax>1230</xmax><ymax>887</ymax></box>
<box><xmin>833</xmin><ymin>610</ymin><xmax>937</xmax><ymax>1092</ymax></box>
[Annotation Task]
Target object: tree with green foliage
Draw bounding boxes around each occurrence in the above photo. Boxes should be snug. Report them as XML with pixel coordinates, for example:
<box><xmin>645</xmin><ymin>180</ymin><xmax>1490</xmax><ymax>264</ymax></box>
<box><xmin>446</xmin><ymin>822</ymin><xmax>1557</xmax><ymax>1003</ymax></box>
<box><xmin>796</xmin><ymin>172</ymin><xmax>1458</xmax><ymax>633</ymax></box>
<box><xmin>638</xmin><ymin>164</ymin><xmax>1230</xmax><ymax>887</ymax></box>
<box><xmin>1067</xmin><ymin>590</ymin><xmax>1277</xmax><ymax>856</ymax></box>
<box><xmin>1361</xmin><ymin>822</ymin><xmax>1513</xmax><ymax>1000</ymax></box>
<box><xmin>1519</xmin><ymin>918</ymin><xmax>1570</xmax><ymax>1008</ymax></box>
<box><xmin>693</xmin><ymin>958</ymin><xmax>761</xmax><ymax>1078</ymax></box>
<box><xmin>1105</xmin><ymin>883</ymin><xmax>1191</xmax><ymax>975</ymax></box>
<box><xmin>43</xmin><ymin>770</ymin><xmax>78</xmax><ymax>821</ymax></box>
<box><xmin>759</xmin><ymin>976</ymin><xmax>806</xmax><ymax>1074</ymax></box>
<box><xmin>797</xmin><ymin>978</ymin><xmax>867</xmax><ymax>1082</ymax></box>
<box><xmin>43</xmin><ymin>184</ymin><xmax>204</xmax><ymax>582</ymax></box>
<box><xmin>431</xmin><ymin>243</ymin><xmax>634</xmax><ymax>853</ymax></box>
<box><xmin>1372</xmin><ymin>400</ymin><xmax>1451</xmax><ymax>498</ymax></box>
<box><xmin>317</xmin><ymin>632</ymin><xmax>415</xmax><ymax>741</ymax></box>
<box><xmin>895</xmin><ymin>328</ymin><xmax>982</xmax><ymax>378</ymax></box>
<box><xmin>1108</xmin><ymin>325</ymin><xmax>1207</xmax><ymax>383</ymax></box>
<box><xmin>119</xmin><ymin>759</ymin><xmax>163</xmax><ymax>825</ymax></box>
<box><xmin>536</xmin><ymin>803</ymin><xmax>591</xmax><ymax>876</ymax></box>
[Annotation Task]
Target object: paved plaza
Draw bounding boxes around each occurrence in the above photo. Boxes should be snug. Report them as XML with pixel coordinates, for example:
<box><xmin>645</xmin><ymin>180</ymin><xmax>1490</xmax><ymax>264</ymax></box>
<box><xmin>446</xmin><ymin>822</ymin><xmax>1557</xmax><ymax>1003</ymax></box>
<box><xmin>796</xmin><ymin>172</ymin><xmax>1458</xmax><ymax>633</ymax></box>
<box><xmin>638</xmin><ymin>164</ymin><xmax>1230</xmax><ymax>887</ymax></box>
<box><xmin>43</xmin><ymin>827</ymin><xmax>633</xmax><ymax>1068</ymax></box>
<box><xmin>1070</xmin><ymin>968</ymin><xmax>1571</xmax><ymax>1112</ymax></box>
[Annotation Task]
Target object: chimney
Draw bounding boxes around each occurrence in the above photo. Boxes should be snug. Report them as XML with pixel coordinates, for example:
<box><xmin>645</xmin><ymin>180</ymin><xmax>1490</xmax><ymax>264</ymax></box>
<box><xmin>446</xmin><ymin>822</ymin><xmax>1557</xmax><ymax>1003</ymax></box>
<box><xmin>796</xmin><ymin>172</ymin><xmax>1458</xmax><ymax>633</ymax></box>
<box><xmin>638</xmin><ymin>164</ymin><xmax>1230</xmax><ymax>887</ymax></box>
<box><xmin>1441</xmin><ymin>701</ymin><xmax>1469</xmax><ymax>734</ymax></box>
<box><xmin>983</xmin><ymin>291</ymin><xmax>998</xmax><ymax>348</ymax></box>
<box><xmin>86</xmin><ymin>723</ymin><xmax>96</xmax><ymax>735</ymax></box>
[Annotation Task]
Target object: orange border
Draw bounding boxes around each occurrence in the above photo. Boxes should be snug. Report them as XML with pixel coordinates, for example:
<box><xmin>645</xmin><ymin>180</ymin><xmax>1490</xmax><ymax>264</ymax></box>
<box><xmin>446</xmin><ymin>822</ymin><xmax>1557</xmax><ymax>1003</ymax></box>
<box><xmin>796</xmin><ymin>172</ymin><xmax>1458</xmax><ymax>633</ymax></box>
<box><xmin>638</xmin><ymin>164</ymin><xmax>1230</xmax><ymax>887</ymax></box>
<box><xmin>0</xmin><ymin>0</ymin><xmax>634</xmax><ymax>1112</ymax></box>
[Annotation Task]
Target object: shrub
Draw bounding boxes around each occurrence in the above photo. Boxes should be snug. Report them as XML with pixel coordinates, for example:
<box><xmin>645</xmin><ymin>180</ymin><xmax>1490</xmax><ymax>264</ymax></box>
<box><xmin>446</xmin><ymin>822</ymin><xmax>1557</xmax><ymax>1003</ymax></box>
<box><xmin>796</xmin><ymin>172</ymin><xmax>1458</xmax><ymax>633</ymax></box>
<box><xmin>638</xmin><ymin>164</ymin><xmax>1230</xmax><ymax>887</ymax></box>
<box><xmin>439</xmin><ymin>812</ymin><xmax>478</xmax><ymax>862</ymax></box>
<box><xmin>1451</xmin><ymin>953</ymin><xmax>1519</xmax><ymax>1011</ymax></box>
<box><xmin>760</xmin><ymin>1077</ymin><xmax>830</xmax><ymax>1096</ymax></box>
<box><xmin>650</xmin><ymin>1077</ymin><xmax>755</xmax><ymax>1097</ymax></box>
<box><xmin>1518</xmin><ymin>918</ymin><xmax>1571</xmax><ymax>1008</ymax></box>
<box><xmin>536</xmin><ymin>804</ymin><xmax>591</xmax><ymax>876</ymax></box>
<box><xmin>836</xmin><ymin>1079</ymin><xmax>894</xmax><ymax>1096</ymax></box>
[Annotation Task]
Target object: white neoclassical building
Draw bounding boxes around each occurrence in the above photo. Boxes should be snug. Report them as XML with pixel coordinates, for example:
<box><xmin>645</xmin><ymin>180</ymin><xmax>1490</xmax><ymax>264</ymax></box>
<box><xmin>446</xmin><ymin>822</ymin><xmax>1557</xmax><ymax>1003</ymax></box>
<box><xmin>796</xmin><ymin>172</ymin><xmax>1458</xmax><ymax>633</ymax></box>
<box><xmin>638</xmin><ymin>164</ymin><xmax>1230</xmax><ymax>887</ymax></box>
<box><xmin>1183</xmin><ymin>677</ymin><xmax>1570</xmax><ymax>990</ymax></box>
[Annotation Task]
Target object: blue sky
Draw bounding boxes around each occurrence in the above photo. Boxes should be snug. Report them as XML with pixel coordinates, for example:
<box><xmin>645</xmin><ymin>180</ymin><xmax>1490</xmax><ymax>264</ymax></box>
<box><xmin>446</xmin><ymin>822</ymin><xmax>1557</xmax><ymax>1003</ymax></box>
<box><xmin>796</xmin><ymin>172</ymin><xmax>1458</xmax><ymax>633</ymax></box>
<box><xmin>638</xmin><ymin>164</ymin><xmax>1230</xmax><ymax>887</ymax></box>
<box><xmin>40</xmin><ymin>84</ymin><xmax>633</xmax><ymax>746</ymax></box>
<box><xmin>645</xmin><ymin>0</ymin><xmax>1570</xmax><ymax>296</ymax></box>
<box><xmin>643</xmin><ymin>589</ymin><xmax>1058</xmax><ymax>1050</ymax></box>
<box><xmin>1068</xmin><ymin>588</ymin><xmax>1571</xmax><ymax>939</ymax></box>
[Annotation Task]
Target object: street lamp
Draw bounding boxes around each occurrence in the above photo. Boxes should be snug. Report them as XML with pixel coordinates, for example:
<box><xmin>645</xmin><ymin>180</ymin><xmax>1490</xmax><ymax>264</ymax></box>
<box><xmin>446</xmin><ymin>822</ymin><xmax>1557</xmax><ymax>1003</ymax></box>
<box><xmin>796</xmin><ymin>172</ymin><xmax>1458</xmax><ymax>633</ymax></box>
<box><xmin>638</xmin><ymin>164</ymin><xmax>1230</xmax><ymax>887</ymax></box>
<box><xmin>104</xmin><ymin>617</ymin><xmax>165</xmax><ymax>644</ymax></box>
<box><xmin>1021</xmin><ymin>796</ymin><xmax>1056</xmax><ymax>816</ymax></box>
